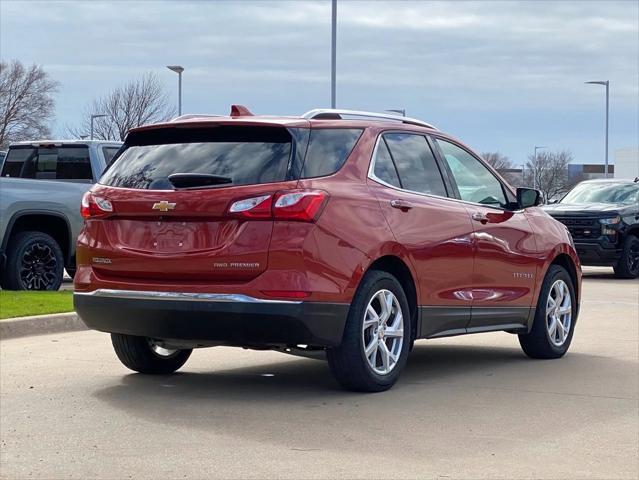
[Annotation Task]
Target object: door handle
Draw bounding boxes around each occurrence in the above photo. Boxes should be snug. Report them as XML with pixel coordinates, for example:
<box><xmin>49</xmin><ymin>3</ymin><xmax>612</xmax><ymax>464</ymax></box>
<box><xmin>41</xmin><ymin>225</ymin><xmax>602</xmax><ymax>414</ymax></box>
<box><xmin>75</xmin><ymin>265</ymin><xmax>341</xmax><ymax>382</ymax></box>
<box><xmin>471</xmin><ymin>212</ymin><xmax>489</xmax><ymax>224</ymax></box>
<box><xmin>390</xmin><ymin>199</ymin><xmax>414</xmax><ymax>211</ymax></box>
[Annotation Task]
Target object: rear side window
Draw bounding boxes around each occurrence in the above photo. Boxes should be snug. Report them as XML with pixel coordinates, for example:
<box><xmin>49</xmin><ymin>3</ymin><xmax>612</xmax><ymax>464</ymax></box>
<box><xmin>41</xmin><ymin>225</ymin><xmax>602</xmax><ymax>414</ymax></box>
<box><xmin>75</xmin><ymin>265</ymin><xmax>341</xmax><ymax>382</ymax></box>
<box><xmin>101</xmin><ymin>126</ymin><xmax>293</xmax><ymax>190</ymax></box>
<box><xmin>373</xmin><ymin>139</ymin><xmax>401</xmax><ymax>188</ymax></box>
<box><xmin>300</xmin><ymin>129</ymin><xmax>362</xmax><ymax>178</ymax></box>
<box><xmin>382</xmin><ymin>133</ymin><xmax>447</xmax><ymax>197</ymax></box>
<box><xmin>1</xmin><ymin>146</ymin><xmax>92</xmax><ymax>180</ymax></box>
<box><xmin>102</xmin><ymin>147</ymin><xmax>120</xmax><ymax>164</ymax></box>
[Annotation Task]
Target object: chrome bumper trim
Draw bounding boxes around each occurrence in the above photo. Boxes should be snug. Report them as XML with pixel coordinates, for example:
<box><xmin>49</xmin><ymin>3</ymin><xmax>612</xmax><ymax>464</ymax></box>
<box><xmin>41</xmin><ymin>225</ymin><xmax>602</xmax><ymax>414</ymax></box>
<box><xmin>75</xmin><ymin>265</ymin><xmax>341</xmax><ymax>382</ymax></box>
<box><xmin>74</xmin><ymin>289</ymin><xmax>303</xmax><ymax>304</ymax></box>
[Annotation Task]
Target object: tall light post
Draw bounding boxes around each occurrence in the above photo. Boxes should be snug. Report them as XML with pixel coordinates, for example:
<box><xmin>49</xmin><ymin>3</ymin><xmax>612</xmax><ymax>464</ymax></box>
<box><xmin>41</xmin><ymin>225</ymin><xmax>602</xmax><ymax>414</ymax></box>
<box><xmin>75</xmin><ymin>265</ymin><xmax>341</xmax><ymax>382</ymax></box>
<box><xmin>533</xmin><ymin>146</ymin><xmax>547</xmax><ymax>189</ymax></box>
<box><xmin>167</xmin><ymin>65</ymin><xmax>185</xmax><ymax>116</ymax></box>
<box><xmin>331</xmin><ymin>0</ymin><xmax>337</xmax><ymax>108</ymax></box>
<box><xmin>386</xmin><ymin>109</ymin><xmax>406</xmax><ymax>117</ymax></box>
<box><xmin>90</xmin><ymin>114</ymin><xmax>107</xmax><ymax>140</ymax></box>
<box><xmin>586</xmin><ymin>80</ymin><xmax>610</xmax><ymax>178</ymax></box>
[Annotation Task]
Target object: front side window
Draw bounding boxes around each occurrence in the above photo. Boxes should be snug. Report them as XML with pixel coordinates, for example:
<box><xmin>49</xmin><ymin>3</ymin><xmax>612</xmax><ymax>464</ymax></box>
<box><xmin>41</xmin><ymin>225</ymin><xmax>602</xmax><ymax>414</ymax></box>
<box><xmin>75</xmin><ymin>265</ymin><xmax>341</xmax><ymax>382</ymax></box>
<box><xmin>437</xmin><ymin>139</ymin><xmax>507</xmax><ymax>208</ymax></box>
<box><xmin>382</xmin><ymin>133</ymin><xmax>447</xmax><ymax>196</ymax></box>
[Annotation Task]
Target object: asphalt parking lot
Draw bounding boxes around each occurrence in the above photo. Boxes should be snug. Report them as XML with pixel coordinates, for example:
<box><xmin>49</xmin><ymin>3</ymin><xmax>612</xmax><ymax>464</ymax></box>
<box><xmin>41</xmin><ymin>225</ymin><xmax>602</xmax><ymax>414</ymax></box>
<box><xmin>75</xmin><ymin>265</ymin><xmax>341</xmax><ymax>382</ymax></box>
<box><xmin>1</xmin><ymin>267</ymin><xmax>637</xmax><ymax>480</ymax></box>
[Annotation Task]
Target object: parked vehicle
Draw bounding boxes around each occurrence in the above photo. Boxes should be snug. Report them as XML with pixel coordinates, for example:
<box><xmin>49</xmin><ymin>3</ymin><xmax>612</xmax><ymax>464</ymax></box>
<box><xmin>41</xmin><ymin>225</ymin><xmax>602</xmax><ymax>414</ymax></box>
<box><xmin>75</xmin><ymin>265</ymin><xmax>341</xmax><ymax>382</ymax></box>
<box><xmin>74</xmin><ymin>107</ymin><xmax>581</xmax><ymax>392</ymax></box>
<box><xmin>0</xmin><ymin>140</ymin><xmax>121</xmax><ymax>290</ymax></box>
<box><xmin>544</xmin><ymin>179</ymin><xmax>639</xmax><ymax>279</ymax></box>
<box><xmin>0</xmin><ymin>151</ymin><xmax>6</xmax><ymax>165</ymax></box>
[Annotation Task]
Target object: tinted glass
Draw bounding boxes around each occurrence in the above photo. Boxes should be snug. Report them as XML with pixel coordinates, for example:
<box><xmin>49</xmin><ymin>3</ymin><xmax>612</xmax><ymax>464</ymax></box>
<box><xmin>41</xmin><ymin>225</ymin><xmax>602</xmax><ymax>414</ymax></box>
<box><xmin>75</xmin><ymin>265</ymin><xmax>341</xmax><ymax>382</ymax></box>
<box><xmin>2</xmin><ymin>148</ymin><xmax>34</xmax><ymax>177</ymax></box>
<box><xmin>561</xmin><ymin>182</ymin><xmax>639</xmax><ymax>205</ymax></box>
<box><xmin>301</xmin><ymin>129</ymin><xmax>362</xmax><ymax>178</ymax></box>
<box><xmin>101</xmin><ymin>126</ymin><xmax>292</xmax><ymax>190</ymax></box>
<box><xmin>102</xmin><ymin>147</ymin><xmax>120</xmax><ymax>164</ymax></box>
<box><xmin>373</xmin><ymin>139</ymin><xmax>401</xmax><ymax>188</ymax></box>
<box><xmin>383</xmin><ymin>133</ymin><xmax>447</xmax><ymax>196</ymax></box>
<box><xmin>437</xmin><ymin>139</ymin><xmax>507</xmax><ymax>207</ymax></box>
<box><xmin>1</xmin><ymin>146</ymin><xmax>92</xmax><ymax>180</ymax></box>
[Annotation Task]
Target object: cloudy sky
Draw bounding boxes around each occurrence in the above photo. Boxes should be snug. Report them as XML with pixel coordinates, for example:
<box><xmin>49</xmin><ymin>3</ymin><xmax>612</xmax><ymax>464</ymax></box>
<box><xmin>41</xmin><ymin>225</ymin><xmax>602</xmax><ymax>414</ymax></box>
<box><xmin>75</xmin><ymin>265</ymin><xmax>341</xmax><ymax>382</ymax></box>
<box><xmin>2</xmin><ymin>0</ymin><xmax>637</xmax><ymax>165</ymax></box>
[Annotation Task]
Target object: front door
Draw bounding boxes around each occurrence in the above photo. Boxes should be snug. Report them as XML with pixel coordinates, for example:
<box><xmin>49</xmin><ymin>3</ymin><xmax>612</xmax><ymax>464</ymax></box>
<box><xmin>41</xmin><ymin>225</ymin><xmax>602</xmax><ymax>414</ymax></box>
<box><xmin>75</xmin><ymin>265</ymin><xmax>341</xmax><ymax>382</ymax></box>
<box><xmin>433</xmin><ymin>138</ymin><xmax>539</xmax><ymax>332</ymax></box>
<box><xmin>368</xmin><ymin>132</ymin><xmax>476</xmax><ymax>338</ymax></box>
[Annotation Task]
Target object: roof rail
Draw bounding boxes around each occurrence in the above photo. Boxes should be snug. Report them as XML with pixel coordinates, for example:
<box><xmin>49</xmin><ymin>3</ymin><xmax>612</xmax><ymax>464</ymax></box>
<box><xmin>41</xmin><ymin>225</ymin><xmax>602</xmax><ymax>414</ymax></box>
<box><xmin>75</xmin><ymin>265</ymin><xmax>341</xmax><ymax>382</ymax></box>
<box><xmin>301</xmin><ymin>109</ymin><xmax>438</xmax><ymax>130</ymax></box>
<box><xmin>171</xmin><ymin>114</ymin><xmax>225</xmax><ymax>122</ymax></box>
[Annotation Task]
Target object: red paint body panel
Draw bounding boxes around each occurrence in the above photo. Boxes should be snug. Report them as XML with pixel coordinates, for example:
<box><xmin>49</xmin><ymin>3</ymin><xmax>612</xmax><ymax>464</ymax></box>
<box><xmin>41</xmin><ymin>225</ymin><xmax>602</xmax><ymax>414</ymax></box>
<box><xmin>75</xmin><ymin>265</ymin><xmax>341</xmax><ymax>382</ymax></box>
<box><xmin>76</xmin><ymin>115</ymin><xmax>582</xmax><ymax>336</ymax></box>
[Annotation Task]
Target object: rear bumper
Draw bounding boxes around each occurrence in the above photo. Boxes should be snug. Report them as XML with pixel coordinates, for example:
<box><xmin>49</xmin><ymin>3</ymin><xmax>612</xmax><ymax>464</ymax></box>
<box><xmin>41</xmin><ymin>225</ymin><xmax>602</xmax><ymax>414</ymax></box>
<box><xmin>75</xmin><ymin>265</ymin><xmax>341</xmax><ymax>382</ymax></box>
<box><xmin>74</xmin><ymin>289</ymin><xmax>349</xmax><ymax>347</ymax></box>
<box><xmin>574</xmin><ymin>242</ymin><xmax>621</xmax><ymax>266</ymax></box>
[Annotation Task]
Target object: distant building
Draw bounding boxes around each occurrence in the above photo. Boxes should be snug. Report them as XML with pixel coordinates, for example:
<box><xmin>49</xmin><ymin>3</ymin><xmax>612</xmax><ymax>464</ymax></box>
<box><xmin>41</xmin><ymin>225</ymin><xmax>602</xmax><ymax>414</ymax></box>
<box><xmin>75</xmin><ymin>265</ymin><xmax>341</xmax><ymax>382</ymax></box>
<box><xmin>614</xmin><ymin>148</ymin><xmax>639</xmax><ymax>179</ymax></box>
<box><xmin>568</xmin><ymin>163</ymin><xmax>615</xmax><ymax>182</ymax></box>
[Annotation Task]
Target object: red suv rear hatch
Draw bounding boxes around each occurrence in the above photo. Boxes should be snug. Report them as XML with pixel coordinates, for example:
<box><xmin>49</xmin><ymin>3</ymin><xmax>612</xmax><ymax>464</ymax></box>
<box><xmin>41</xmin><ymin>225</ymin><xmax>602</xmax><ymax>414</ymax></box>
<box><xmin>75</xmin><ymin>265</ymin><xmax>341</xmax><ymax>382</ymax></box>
<box><xmin>83</xmin><ymin>124</ymin><xmax>298</xmax><ymax>282</ymax></box>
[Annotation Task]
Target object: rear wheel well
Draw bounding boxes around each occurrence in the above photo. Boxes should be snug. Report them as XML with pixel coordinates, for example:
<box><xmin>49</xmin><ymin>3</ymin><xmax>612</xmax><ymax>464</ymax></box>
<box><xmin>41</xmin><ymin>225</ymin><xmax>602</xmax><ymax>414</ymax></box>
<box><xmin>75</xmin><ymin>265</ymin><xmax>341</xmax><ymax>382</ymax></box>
<box><xmin>367</xmin><ymin>256</ymin><xmax>418</xmax><ymax>341</ymax></box>
<box><xmin>550</xmin><ymin>254</ymin><xmax>579</xmax><ymax>302</ymax></box>
<box><xmin>5</xmin><ymin>214</ymin><xmax>71</xmax><ymax>266</ymax></box>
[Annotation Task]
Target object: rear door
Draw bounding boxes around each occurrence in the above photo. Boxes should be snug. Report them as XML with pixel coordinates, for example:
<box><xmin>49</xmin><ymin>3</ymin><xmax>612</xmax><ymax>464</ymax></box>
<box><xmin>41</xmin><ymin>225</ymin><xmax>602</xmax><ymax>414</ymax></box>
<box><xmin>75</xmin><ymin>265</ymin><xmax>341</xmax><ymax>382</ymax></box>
<box><xmin>433</xmin><ymin>138</ymin><xmax>539</xmax><ymax>331</ymax></box>
<box><xmin>368</xmin><ymin>132</ymin><xmax>475</xmax><ymax>338</ymax></box>
<box><xmin>85</xmin><ymin>125</ymin><xmax>299</xmax><ymax>283</ymax></box>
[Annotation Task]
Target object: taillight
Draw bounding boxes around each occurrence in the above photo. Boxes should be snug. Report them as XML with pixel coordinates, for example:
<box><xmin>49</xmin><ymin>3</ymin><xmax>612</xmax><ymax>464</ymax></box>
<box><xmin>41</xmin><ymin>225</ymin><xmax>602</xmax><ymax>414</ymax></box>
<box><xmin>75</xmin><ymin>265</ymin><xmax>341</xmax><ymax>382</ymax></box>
<box><xmin>81</xmin><ymin>192</ymin><xmax>113</xmax><ymax>219</ymax></box>
<box><xmin>273</xmin><ymin>190</ymin><xmax>328</xmax><ymax>221</ymax></box>
<box><xmin>227</xmin><ymin>190</ymin><xmax>328</xmax><ymax>222</ymax></box>
<box><xmin>228</xmin><ymin>194</ymin><xmax>272</xmax><ymax>219</ymax></box>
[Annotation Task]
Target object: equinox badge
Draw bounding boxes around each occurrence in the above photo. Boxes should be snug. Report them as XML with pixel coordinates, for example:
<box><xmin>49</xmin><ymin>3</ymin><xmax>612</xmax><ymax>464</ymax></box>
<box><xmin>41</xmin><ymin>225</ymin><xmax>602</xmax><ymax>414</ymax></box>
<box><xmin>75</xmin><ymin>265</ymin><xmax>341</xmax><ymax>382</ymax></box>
<box><xmin>152</xmin><ymin>201</ymin><xmax>176</xmax><ymax>212</ymax></box>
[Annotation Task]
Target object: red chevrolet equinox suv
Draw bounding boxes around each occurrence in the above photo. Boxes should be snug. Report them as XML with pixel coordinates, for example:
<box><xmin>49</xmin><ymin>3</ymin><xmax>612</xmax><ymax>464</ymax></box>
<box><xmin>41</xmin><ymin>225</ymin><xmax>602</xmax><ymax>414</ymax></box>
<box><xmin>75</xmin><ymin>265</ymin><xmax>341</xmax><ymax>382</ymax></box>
<box><xmin>74</xmin><ymin>106</ymin><xmax>581</xmax><ymax>392</ymax></box>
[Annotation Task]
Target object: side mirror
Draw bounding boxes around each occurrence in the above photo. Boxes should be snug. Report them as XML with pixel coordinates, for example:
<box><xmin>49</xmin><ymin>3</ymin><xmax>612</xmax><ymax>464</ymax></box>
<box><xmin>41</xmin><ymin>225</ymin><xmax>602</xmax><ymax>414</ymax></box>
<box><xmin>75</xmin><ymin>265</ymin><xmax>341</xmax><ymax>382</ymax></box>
<box><xmin>517</xmin><ymin>187</ymin><xmax>542</xmax><ymax>209</ymax></box>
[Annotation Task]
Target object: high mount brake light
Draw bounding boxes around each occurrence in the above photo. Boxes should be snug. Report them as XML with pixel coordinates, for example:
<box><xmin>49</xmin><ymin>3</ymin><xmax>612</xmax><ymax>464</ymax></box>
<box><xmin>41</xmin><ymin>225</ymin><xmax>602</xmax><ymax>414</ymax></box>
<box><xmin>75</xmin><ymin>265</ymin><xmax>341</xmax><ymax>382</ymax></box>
<box><xmin>228</xmin><ymin>190</ymin><xmax>329</xmax><ymax>222</ymax></box>
<box><xmin>81</xmin><ymin>192</ymin><xmax>113</xmax><ymax>219</ymax></box>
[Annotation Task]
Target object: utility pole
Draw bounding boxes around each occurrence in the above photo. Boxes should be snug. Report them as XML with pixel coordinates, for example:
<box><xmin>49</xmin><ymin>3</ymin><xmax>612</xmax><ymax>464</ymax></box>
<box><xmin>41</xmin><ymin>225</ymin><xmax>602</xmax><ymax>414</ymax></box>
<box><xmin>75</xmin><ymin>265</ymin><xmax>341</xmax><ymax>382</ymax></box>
<box><xmin>585</xmin><ymin>80</ymin><xmax>610</xmax><ymax>177</ymax></box>
<box><xmin>331</xmin><ymin>0</ymin><xmax>337</xmax><ymax>108</ymax></box>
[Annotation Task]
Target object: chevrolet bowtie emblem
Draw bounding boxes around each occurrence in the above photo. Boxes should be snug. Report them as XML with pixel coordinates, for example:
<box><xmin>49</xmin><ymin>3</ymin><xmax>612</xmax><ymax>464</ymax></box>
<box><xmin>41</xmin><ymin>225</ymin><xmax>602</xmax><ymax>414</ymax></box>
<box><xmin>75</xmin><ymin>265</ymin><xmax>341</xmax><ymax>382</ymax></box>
<box><xmin>152</xmin><ymin>201</ymin><xmax>176</xmax><ymax>212</ymax></box>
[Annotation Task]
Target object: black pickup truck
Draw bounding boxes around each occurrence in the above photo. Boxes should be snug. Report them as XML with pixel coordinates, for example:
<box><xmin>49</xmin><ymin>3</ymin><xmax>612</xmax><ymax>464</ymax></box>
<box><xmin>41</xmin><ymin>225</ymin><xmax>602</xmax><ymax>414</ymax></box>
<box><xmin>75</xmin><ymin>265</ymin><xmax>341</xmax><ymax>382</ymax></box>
<box><xmin>544</xmin><ymin>178</ymin><xmax>639</xmax><ymax>279</ymax></box>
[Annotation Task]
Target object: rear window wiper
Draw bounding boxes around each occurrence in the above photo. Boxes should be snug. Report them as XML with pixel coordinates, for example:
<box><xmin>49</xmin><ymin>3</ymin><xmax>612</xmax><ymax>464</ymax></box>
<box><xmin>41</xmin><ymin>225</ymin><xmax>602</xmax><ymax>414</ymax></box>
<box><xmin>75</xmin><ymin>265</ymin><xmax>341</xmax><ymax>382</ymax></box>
<box><xmin>168</xmin><ymin>173</ymin><xmax>233</xmax><ymax>189</ymax></box>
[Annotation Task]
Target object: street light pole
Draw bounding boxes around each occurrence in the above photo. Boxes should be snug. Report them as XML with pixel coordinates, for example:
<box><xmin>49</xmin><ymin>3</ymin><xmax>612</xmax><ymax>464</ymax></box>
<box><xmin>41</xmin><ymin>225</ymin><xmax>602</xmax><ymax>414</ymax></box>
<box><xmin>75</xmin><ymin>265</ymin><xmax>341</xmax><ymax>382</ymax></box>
<box><xmin>331</xmin><ymin>0</ymin><xmax>337</xmax><ymax>108</ymax></box>
<box><xmin>90</xmin><ymin>114</ymin><xmax>107</xmax><ymax>140</ymax></box>
<box><xmin>533</xmin><ymin>146</ymin><xmax>547</xmax><ymax>190</ymax></box>
<box><xmin>585</xmin><ymin>80</ymin><xmax>610</xmax><ymax>178</ymax></box>
<box><xmin>167</xmin><ymin>65</ymin><xmax>185</xmax><ymax>116</ymax></box>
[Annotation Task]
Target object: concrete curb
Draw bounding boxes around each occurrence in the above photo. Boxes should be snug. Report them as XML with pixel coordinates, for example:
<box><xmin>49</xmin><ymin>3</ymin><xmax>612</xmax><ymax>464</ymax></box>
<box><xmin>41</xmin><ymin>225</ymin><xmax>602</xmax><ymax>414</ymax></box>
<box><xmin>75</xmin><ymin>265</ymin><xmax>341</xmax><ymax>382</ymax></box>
<box><xmin>0</xmin><ymin>312</ymin><xmax>88</xmax><ymax>340</ymax></box>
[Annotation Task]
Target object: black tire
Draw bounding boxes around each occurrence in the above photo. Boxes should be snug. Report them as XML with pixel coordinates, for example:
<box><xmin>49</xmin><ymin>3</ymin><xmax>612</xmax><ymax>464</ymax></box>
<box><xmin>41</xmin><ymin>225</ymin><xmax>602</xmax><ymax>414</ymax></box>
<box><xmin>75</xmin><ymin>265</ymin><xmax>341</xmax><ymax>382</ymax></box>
<box><xmin>613</xmin><ymin>235</ymin><xmax>639</xmax><ymax>279</ymax></box>
<box><xmin>519</xmin><ymin>265</ymin><xmax>577</xmax><ymax>359</ymax></box>
<box><xmin>1</xmin><ymin>231</ymin><xmax>64</xmax><ymax>290</ymax></box>
<box><xmin>327</xmin><ymin>270</ymin><xmax>411</xmax><ymax>392</ymax></box>
<box><xmin>111</xmin><ymin>333</ymin><xmax>192</xmax><ymax>374</ymax></box>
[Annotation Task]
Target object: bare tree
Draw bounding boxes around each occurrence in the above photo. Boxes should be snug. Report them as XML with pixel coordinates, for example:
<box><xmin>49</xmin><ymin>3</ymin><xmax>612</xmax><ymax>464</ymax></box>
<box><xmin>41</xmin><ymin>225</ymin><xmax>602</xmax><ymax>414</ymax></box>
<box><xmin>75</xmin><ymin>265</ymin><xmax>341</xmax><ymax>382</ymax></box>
<box><xmin>69</xmin><ymin>73</ymin><xmax>174</xmax><ymax>141</ymax></box>
<box><xmin>524</xmin><ymin>150</ymin><xmax>573</xmax><ymax>201</ymax></box>
<box><xmin>0</xmin><ymin>60</ymin><xmax>59</xmax><ymax>148</ymax></box>
<box><xmin>482</xmin><ymin>151</ymin><xmax>521</xmax><ymax>186</ymax></box>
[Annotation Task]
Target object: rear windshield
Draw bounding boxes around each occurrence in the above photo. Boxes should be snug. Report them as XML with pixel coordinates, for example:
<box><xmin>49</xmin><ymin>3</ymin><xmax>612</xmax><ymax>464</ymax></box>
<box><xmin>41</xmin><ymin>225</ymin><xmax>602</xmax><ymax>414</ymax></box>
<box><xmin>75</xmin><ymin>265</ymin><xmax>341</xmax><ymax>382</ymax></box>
<box><xmin>101</xmin><ymin>126</ymin><xmax>293</xmax><ymax>190</ymax></box>
<box><xmin>2</xmin><ymin>145</ymin><xmax>93</xmax><ymax>180</ymax></box>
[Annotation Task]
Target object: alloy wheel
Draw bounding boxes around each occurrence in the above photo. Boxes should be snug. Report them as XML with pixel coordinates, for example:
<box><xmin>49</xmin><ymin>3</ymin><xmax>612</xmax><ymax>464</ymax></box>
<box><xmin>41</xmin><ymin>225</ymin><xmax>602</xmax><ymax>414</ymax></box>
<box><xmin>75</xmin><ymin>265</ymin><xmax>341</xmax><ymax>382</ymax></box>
<box><xmin>19</xmin><ymin>242</ymin><xmax>58</xmax><ymax>290</ymax></box>
<box><xmin>361</xmin><ymin>289</ymin><xmax>404</xmax><ymax>375</ymax></box>
<box><xmin>627</xmin><ymin>240</ymin><xmax>639</xmax><ymax>275</ymax></box>
<box><xmin>546</xmin><ymin>279</ymin><xmax>572</xmax><ymax>347</ymax></box>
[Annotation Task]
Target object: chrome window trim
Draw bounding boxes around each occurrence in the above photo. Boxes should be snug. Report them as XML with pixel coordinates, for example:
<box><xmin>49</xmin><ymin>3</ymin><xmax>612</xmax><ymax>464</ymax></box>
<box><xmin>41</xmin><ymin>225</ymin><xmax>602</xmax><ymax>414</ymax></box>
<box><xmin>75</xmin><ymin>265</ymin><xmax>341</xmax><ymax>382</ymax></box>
<box><xmin>367</xmin><ymin>132</ymin><xmax>525</xmax><ymax>214</ymax></box>
<box><xmin>74</xmin><ymin>289</ymin><xmax>303</xmax><ymax>304</ymax></box>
